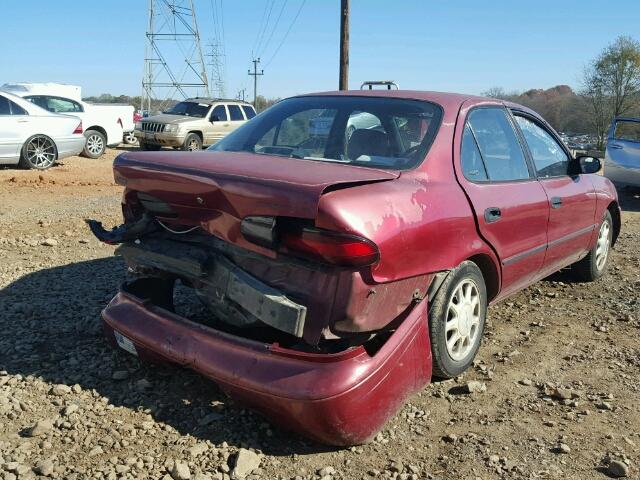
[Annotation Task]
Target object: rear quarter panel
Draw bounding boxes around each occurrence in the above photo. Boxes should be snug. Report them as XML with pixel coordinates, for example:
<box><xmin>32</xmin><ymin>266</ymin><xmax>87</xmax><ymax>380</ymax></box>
<box><xmin>316</xmin><ymin>101</ymin><xmax>498</xmax><ymax>285</ymax></box>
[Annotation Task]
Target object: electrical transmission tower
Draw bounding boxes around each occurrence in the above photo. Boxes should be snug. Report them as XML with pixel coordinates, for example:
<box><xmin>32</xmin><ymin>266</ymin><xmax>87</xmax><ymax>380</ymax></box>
<box><xmin>142</xmin><ymin>0</ymin><xmax>210</xmax><ymax>112</ymax></box>
<box><xmin>205</xmin><ymin>41</ymin><xmax>226</xmax><ymax>98</ymax></box>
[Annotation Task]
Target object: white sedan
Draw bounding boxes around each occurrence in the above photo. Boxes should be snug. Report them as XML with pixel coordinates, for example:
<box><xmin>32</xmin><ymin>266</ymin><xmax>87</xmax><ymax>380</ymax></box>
<box><xmin>0</xmin><ymin>91</ymin><xmax>85</xmax><ymax>170</ymax></box>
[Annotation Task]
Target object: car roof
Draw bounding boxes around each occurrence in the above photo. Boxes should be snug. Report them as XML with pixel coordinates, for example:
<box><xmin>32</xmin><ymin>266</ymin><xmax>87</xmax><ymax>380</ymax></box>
<box><xmin>184</xmin><ymin>97</ymin><xmax>254</xmax><ymax>107</ymax></box>
<box><xmin>294</xmin><ymin>89</ymin><xmax>533</xmax><ymax>114</ymax></box>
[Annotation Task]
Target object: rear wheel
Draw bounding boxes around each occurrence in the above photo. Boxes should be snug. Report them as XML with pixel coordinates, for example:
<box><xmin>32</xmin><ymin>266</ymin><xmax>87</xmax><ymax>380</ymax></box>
<box><xmin>82</xmin><ymin>130</ymin><xmax>106</xmax><ymax>158</ymax></box>
<box><xmin>19</xmin><ymin>135</ymin><xmax>57</xmax><ymax>170</ymax></box>
<box><xmin>182</xmin><ymin>133</ymin><xmax>202</xmax><ymax>151</ymax></box>
<box><xmin>570</xmin><ymin>210</ymin><xmax>612</xmax><ymax>282</ymax></box>
<box><xmin>428</xmin><ymin>261</ymin><xmax>487</xmax><ymax>379</ymax></box>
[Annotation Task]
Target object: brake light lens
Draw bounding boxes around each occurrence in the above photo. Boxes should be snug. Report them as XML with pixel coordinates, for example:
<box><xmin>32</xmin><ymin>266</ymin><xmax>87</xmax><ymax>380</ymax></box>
<box><xmin>280</xmin><ymin>228</ymin><xmax>379</xmax><ymax>268</ymax></box>
<box><xmin>73</xmin><ymin>121</ymin><xmax>83</xmax><ymax>134</ymax></box>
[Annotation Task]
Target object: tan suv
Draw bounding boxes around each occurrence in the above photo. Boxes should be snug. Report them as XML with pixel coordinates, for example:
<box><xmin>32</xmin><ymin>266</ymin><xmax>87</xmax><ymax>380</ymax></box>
<box><xmin>134</xmin><ymin>98</ymin><xmax>256</xmax><ymax>151</ymax></box>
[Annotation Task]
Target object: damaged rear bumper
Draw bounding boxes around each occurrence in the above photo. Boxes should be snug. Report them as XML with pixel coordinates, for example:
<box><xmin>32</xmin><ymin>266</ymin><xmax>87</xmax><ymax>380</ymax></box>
<box><xmin>101</xmin><ymin>286</ymin><xmax>432</xmax><ymax>446</ymax></box>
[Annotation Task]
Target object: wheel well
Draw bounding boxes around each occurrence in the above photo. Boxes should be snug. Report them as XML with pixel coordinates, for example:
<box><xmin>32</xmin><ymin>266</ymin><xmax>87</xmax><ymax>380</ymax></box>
<box><xmin>468</xmin><ymin>254</ymin><xmax>500</xmax><ymax>302</ymax></box>
<box><xmin>608</xmin><ymin>201</ymin><xmax>621</xmax><ymax>247</ymax></box>
<box><xmin>85</xmin><ymin>126</ymin><xmax>107</xmax><ymax>140</ymax></box>
<box><xmin>187</xmin><ymin>131</ymin><xmax>203</xmax><ymax>141</ymax></box>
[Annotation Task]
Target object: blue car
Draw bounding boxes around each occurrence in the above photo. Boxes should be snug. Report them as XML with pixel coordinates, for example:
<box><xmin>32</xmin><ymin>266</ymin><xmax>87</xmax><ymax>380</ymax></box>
<box><xmin>604</xmin><ymin>117</ymin><xmax>640</xmax><ymax>187</ymax></box>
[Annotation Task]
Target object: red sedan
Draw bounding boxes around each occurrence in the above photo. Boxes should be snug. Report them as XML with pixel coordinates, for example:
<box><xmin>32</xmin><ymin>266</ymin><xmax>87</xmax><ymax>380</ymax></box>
<box><xmin>89</xmin><ymin>90</ymin><xmax>620</xmax><ymax>446</ymax></box>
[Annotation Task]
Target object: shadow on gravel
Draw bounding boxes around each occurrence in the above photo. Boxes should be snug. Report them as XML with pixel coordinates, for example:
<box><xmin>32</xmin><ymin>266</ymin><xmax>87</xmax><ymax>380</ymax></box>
<box><xmin>0</xmin><ymin>257</ymin><xmax>337</xmax><ymax>455</ymax></box>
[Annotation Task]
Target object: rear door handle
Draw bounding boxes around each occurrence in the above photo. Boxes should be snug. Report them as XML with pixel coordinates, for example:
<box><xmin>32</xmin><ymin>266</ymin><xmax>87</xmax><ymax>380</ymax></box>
<box><xmin>17</xmin><ymin>119</ymin><xmax>29</xmax><ymax>123</ymax></box>
<box><xmin>608</xmin><ymin>144</ymin><xmax>623</xmax><ymax>149</ymax></box>
<box><xmin>551</xmin><ymin>197</ymin><xmax>562</xmax><ymax>208</ymax></box>
<box><xmin>484</xmin><ymin>207</ymin><xmax>502</xmax><ymax>223</ymax></box>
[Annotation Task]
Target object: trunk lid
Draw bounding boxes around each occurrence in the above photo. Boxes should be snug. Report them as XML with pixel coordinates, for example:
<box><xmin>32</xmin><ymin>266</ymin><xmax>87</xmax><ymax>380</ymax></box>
<box><xmin>114</xmin><ymin>151</ymin><xmax>398</xmax><ymax>254</ymax></box>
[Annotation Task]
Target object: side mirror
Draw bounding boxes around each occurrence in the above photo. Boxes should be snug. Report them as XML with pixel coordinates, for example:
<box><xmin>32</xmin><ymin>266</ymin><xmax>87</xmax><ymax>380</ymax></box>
<box><xmin>577</xmin><ymin>155</ymin><xmax>601</xmax><ymax>174</ymax></box>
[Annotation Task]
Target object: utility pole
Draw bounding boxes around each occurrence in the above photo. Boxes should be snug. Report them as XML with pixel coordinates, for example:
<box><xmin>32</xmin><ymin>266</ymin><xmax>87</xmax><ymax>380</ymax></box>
<box><xmin>248</xmin><ymin>58</ymin><xmax>264</xmax><ymax>107</ymax></box>
<box><xmin>339</xmin><ymin>0</ymin><xmax>349</xmax><ymax>90</ymax></box>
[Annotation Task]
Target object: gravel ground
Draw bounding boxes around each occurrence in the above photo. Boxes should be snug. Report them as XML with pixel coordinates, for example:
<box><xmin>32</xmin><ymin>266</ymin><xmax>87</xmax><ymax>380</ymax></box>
<box><xmin>0</xmin><ymin>149</ymin><xmax>639</xmax><ymax>480</ymax></box>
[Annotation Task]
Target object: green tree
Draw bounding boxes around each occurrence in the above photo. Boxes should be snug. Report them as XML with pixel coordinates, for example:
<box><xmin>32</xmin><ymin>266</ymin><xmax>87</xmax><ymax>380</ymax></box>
<box><xmin>254</xmin><ymin>95</ymin><xmax>280</xmax><ymax>112</ymax></box>
<box><xmin>582</xmin><ymin>36</ymin><xmax>640</xmax><ymax>148</ymax></box>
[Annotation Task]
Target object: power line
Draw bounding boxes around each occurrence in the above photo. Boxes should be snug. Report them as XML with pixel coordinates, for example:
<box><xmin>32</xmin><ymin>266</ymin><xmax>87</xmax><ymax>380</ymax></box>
<box><xmin>251</xmin><ymin>0</ymin><xmax>273</xmax><ymax>57</ymax></box>
<box><xmin>254</xmin><ymin>0</ymin><xmax>276</xmax><ymax>57</ymax></box>
<box><xmin>263</xmin><ymin>0</ymin><xmax>307</xmax><ymax>68</ymax></box>
<box><xmin>257</xmin><ymin>0</ymin><xmax>288</xmax><ymax>58</ymax></box>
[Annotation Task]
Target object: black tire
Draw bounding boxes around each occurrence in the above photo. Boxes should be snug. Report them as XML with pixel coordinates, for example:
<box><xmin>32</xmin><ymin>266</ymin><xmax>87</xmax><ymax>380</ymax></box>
<box><xmin>82</xmin><ymin>129</ymin><xmax>106</xmax><ymax>158</ymax></box>
<box><xmin>139</xmin><ymin>141</ymin><xmax>161</xmax><ymax>151</ymax></box>
<box><xmin>18</xmin><ymin>135</ymin><xmax>57</xmax><ymax>170</ymax></box>
<box><xmin>570</xmin><ymin>210</ymin><xmax>613</xmax><ymax>282</ymax></box>
<box><xmin>182</xmin><ymin>133</ymin><xmax>202</xmax><ymax>151</ymax></box>
<box><xmin>428</xmin><ymin>261</ymin><xmax>487</xmax><ymax>379</ymax></box>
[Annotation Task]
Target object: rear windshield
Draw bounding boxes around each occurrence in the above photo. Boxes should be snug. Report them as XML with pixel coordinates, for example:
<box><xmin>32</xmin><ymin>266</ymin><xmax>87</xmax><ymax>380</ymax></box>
<box><xmin>613</xmin><ymin>120</ymin><xmax>640</xmax><ymax>142</ymax></box>
<box><xmin>209</xmin><ymin>96</ymin><xmax>442</xmax><ymax>170</ymax></box>
<box><xmin>164</xmin><ymin>101</ymin><xmax>210</xmax><ymax>118</ymax></box>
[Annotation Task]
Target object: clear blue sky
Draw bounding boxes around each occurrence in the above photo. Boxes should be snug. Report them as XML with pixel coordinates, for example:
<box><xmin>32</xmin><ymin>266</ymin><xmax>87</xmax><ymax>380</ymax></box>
<box><xmin>1</xmin><ymin>0</ymin><xmax>639</xmax><ymax>99</ymax></box>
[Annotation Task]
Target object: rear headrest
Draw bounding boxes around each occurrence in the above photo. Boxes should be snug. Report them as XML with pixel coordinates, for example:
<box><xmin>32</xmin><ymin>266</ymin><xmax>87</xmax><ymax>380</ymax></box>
<box><xmin>347</xmin><ymin>129</ymin><xmax>390</xmax><ymax>160</ymax></box>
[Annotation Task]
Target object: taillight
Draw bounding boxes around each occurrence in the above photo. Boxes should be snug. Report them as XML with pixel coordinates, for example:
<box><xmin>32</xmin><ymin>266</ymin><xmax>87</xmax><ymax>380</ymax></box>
<box><xmin>281</xmin><ymin>228</ymin><xmax>379</xmax><ymax>267</ymax></box>
<box><xmin>241</xmin><ymin>216</ymin><xmax>380</xmax><ymax>268</ymax></box>
<box><xmin>73</xmin><ymin>121</ymin><xmax>83</xmax><ymax>134</ymax></box>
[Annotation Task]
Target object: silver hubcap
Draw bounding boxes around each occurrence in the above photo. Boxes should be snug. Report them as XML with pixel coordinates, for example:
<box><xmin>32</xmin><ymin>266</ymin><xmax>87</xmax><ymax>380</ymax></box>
<box><xmin>87</xmin><ymin>134</ymin><xmax>104</xmax><ymax>155</ymax></box>
<box><xmin>595</xmin><ymin>219</ymin><xmax>611</xmax><ymax>271</ymax></box>
<box><xmin>27</xmin><ymin>137</ymin><xmax>55</xmax><ymax>168</ymax></box>
<box><xmin>445</xmin><ymin>279</ymin><xmax>481</xmax><ymax>361</ymax></box>
<box><xmin>187</xmin><ymin>138</ymin><xmax>200</xmax><ymax>151</ymax></box>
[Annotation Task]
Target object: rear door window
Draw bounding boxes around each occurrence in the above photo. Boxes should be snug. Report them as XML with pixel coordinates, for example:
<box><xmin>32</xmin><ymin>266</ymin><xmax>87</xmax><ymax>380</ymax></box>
<box><xmin>465</xmin><ymin>108</ymin><xmax>531</xmax><ymax>181</ymax></box>
<box><xmin>228</xmin><ymin>104</ymin><xmax>244</xmax><ymax>121</ymax></box>
<box><xmin>210</xmin><ymin>105</ymin><xmax>227</xmax><ymax>121</ymax></box>
<box><xmin>0</xmin><ymin>96</ymin><xmax>27</xmax><ymax>115</ymax></box>
<box><xmin>10</xmin><ymin>101</ymin><xmax>27</xmax><ymax>115</ymax></box>
<box><xmin>0</xmin><ymin>96</ymin><xmax>11</xmax><ymax>115</ymax></box>
<box><xmin>514</xmin><ymin>115</ymin><xmax>570</xmax><ymax>177</ymax></box>
<box><xmin>461</xmin><ymin>124</ymin><xmax>488</xmax><ymax>181</ymax></box>
<box><xmin>241</xmin><ymin>105</ymin><xmax>256</xmax><ymax>119</ymax></box>
<box><xmin>613</xmin><ymin>120</ymin><xmax>640</xmax><ymax>142</ymax></box>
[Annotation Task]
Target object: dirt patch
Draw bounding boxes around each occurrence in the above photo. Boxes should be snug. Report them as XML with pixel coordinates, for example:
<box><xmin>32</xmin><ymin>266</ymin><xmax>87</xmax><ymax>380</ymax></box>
<box><xmin>0</xmin><ymin>151</ymin><xmax>638</xmax><ymax>479</ymax></box>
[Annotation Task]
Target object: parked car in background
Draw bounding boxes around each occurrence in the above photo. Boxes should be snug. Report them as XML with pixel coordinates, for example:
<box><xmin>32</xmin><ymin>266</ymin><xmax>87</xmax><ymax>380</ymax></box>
<box><xmin>0</xmin><ymin>91</ymin><xmax>84</xmax><ymax>170</ymax></box>
<box><xmin>1</xmin><ymin>83</ymin><xmax>135</xmax><ymax>158</ymax></box>
<box><xmin>604</xmin><ymin>117</ymin><xmax>640</xmax><ymax>187</ymax></box>
<box><xmin>309</xmin><ymin>110</ymin><xmax>382</xmax><ymax>138</ymax></box>
<box><xmin>133</xmin><ymin>98</ymin><xmax>256</xmax><ymax>151</ymax></box>
<box><xmin>89</xmin><ymin>90</ymin><xmax>620</xmax><ymax>446</ymax></box>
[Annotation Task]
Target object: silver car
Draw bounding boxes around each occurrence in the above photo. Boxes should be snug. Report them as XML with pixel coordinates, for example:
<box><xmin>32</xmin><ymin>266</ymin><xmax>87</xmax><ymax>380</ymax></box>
<box><xmin>0</xmin><ymin>91</ymin><xmax>85</xmax><ymax>170</ymax></box>
<box><xmin>604</xmin><ymin>117</ymin><xmax>640</xmax><ymax>187</ymax></box>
